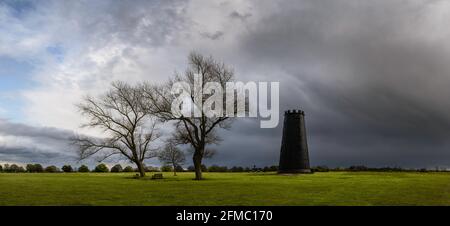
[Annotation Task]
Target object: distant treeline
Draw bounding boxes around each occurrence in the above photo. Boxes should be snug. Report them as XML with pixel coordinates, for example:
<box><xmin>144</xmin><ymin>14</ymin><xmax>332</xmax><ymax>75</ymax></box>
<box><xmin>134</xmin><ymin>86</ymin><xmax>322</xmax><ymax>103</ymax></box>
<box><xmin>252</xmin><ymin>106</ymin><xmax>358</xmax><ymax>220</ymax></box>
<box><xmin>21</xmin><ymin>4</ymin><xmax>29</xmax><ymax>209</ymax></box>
<box><xmin>0</xmin><ymin>163</ymin><xmax>447</xmax><ymax>173</ymax></box>
<box><xmin>311</xmin><ymin>165</ymin><xmax>449</xmax><ymax>172</ymax></box>
<box><xmin>0</xmin><ymin>163</ymin><xmax>278</xmax><ymax>173</ymax></box>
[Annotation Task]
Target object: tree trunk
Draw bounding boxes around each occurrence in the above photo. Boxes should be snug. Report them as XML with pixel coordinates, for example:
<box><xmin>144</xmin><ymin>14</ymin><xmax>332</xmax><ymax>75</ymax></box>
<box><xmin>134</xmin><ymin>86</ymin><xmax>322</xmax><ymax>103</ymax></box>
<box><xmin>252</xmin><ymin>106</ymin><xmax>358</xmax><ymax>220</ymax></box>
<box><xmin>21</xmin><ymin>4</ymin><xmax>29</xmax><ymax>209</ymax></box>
<box><xmin>136</xmin><ymin>161</ymin><xmax>146</xmax><ymax>177</ymax></box>
<box><xmin>193</xmin><ymin>152</ymin><xmax>203</xmax><ymax>180</ymax></box>
<box><xmin>173</xmin><ymin>163</ymin><xmax>177</xmax><ymax>176</ymax></box>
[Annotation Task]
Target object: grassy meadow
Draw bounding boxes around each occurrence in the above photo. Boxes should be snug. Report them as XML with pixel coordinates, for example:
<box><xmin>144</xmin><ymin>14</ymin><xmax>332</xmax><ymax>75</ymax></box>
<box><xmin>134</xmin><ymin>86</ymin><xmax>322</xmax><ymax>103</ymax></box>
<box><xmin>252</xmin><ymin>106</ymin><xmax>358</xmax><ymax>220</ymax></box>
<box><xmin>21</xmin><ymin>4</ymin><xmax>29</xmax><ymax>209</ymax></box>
<box><xmin>0</xmin><ymin>172</ymin><xmax>449</xmax><ymax>206</ymax></box>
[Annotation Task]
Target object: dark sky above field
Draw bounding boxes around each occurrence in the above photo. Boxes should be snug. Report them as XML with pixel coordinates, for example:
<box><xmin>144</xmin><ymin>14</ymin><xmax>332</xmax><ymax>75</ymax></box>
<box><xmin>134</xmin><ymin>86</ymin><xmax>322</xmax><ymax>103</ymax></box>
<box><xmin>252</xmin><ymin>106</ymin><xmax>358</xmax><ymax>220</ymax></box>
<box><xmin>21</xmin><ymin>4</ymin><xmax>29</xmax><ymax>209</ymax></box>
<box><xmin>2</xmin><ymin>0</ymin><xmax>450</xmax><ymax>168</ymax></box>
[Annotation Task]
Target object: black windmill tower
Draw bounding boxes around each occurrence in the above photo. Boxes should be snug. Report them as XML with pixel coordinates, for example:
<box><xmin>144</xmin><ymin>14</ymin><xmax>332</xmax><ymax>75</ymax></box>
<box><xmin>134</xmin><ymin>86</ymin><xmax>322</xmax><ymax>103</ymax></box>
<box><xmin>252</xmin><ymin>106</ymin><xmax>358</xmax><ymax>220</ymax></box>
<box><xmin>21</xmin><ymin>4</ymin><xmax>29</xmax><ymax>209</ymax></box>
<box><xmin>278</xmin><ymin>109</ymin><xmax>311</xmax><ymax>173</ymax></box>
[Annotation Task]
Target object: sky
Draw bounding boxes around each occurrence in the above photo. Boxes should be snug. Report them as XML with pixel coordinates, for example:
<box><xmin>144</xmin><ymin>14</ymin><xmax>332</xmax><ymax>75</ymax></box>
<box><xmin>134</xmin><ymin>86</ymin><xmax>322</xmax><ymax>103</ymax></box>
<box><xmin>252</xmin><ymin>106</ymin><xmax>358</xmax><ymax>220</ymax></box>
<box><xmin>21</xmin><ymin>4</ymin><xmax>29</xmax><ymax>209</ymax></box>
<box><xmin>1</xmin><ymin>0</ymin><xmax>450</xmax><ymax>168</ymax></box>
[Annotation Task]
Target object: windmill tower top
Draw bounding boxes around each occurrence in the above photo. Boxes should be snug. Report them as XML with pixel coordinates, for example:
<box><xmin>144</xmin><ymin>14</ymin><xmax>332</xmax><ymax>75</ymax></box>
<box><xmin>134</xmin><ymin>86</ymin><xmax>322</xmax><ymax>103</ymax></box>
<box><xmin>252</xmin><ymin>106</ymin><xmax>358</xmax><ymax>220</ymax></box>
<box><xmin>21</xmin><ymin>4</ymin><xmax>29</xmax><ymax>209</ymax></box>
<box><xmin>284</xmin><ymin>109</ymin><xmax>305</xmax><ymax>115</ymax></box>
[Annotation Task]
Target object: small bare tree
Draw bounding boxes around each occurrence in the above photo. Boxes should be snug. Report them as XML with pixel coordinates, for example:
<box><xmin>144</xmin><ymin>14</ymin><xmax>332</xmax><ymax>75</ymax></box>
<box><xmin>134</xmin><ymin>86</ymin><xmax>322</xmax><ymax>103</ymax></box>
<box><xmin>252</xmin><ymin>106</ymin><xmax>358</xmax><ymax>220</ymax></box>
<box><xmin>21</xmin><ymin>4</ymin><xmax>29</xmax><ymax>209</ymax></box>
<box><xmin>73</xmin><ymin>81</ymin><xmax>159</xmax><ymax>177</ymax></box>
<box><xmin>158</xmin><ymin>143</ymin><xmax>185</xmax><ymax>176</ymax></box>
<box><xmin>141</xmin><ymin>52</ymin><xmax>238</xmax><ymax>180</ymax></box>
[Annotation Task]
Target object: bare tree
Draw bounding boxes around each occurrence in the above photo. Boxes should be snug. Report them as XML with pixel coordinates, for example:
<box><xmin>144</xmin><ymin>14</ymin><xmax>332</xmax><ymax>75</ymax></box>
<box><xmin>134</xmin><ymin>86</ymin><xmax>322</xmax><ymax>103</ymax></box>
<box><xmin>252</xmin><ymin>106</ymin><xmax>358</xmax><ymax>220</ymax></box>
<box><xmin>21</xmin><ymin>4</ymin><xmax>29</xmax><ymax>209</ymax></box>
<box><xmin>141</xmin><ymin>52</ymin><xmax>238</xmax><ymax>180</ymax></box>
<box><xmin>158</xmin><ymin>143</ymin><xmax>185</xmax><ymax>176</ymax></box>
<box><xmin>73</xmin><ymin>81</ymin><xmax>159</xmax><ymax>177</ymax></box>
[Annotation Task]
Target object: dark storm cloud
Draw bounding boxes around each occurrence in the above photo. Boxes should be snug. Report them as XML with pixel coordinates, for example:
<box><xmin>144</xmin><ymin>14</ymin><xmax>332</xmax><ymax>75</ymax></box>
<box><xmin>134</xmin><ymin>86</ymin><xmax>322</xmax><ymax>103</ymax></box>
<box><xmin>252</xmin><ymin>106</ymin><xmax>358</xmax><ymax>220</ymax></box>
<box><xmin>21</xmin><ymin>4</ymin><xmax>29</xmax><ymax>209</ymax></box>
<box><xmin>207</xmin><ymin>0</ymin><xmax>450</xmax><ymax>168</ymax></box>
<box><xmin>0</xmin><ymin>146</ymin><xmax>63</xmax><ymax>160</ymax></box>
<box><xmin>0</xmin><ymin>119</ymin><xmax>74</xmax><ymax>140</ymax></box>
<box><xmin>0</xmin><ymin>119</ymin><xmax>76</xmax><ymax>164</ymax></box>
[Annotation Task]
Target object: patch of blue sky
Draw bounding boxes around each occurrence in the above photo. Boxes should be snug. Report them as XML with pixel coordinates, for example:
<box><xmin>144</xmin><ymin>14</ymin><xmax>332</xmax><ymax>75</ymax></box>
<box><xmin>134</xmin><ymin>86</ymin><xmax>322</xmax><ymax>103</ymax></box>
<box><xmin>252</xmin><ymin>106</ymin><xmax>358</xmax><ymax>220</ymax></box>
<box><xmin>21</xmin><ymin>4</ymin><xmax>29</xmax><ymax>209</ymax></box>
<box><xmin>0</xmin><ymin>95</ymin><xmax>25</xmax><ymax>122</ymax></box>
<box><xmin>0</xmin><ymin>56</ymin><xmax>35</xmax><ymax>91</ymax></box>
<box><xmin>0</xmin><ymin>56</ymin><xmax>35</xmax><ymax>122</ymax></box>
<box><xmin>46</xmin><ymin>45</ymin><xmax>65</xmax><ymax>62</ymax></box>
<box><xmin>0</xmin><ymin>0</ymin><xmax>36</xmax><ymax>18</ymax></box>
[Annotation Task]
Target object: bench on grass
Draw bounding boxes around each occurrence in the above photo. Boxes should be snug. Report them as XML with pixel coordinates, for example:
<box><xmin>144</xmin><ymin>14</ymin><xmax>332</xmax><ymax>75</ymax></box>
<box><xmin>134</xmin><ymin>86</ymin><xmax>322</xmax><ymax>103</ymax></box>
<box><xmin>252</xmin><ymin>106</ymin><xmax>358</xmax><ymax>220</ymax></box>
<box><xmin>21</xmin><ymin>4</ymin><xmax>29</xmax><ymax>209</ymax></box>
<box><xmin>151</xmin><ymin>173</ymin><xmax>163</xmax><ymax>180</ymax></box>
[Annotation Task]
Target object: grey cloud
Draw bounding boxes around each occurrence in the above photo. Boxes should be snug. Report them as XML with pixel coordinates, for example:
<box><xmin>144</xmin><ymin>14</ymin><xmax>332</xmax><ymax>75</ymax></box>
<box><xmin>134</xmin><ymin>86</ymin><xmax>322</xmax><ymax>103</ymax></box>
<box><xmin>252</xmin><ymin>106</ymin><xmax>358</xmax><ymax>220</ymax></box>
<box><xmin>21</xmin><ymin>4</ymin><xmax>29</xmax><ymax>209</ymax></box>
<box><xmin>206</xmin><ymin>119</ymin><xmax>282</xmax><ymax>168</ymax></box>
<box><xmin>229</xmin><ymin>11</ymin><xmax>252</xmax><ymax>21</ymax></box>
<box><xmin>0</xmin><ymin>119</ymin><xmax>76</xmax><ymax>164</ymax></box>
<box><xmin>49</xmin><ymin>0</ymin><xmax>189</xmax><ymax>47</ymax></box>
<box><xmin>201</xmin><ymin>31</ymin><xmax>224</xmax><ymax>40</ymax></box>
<box><xmin>0</xmin><ymin>146</ymin><xmax>63</xmax><ymax>160</ymax></box>
<box><xmin>0</xmin><ymin>119</ymin><xmax>74</xmax><ymax>140</ymax></box>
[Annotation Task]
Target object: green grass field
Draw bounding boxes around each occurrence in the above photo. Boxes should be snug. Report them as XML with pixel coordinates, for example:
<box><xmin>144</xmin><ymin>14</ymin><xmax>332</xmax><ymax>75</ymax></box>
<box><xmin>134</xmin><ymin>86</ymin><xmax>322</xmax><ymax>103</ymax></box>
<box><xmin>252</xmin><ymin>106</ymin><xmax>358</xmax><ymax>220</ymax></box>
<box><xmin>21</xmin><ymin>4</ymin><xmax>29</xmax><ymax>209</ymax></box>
<box><xmin>1</xmin><ymin>172</ymin><xmax>449</xmax><ymax>206</ymax></box>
